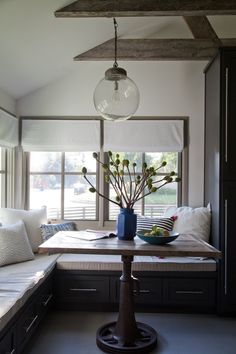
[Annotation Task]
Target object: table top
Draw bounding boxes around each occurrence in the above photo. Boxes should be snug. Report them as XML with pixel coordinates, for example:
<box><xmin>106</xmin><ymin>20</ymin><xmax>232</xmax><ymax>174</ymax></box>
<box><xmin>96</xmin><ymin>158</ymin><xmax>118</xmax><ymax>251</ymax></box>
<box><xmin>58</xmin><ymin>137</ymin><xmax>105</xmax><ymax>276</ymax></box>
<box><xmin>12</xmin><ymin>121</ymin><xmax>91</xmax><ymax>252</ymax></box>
<box><xmin>38</xmin><ymin>231</ymin><xmax>221</xmax><ymax>258</ymax></box>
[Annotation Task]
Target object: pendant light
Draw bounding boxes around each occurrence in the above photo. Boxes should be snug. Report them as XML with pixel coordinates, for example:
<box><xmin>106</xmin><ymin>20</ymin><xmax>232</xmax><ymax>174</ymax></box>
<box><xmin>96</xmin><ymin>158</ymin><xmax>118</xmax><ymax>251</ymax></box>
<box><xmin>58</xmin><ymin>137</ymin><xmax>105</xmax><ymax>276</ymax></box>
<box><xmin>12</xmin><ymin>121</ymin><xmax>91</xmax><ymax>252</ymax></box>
<box><xmin>93</xmin><ymin>18</ymin><xmax>140</xmax><ymax>122</ymax></box>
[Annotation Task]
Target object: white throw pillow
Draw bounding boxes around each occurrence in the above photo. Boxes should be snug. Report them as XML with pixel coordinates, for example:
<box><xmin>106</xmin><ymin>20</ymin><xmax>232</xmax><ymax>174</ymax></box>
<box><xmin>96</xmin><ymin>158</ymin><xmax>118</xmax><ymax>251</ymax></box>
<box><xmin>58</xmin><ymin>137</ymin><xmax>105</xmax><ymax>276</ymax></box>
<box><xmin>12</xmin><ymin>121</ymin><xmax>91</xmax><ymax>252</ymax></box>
<box><xmin>0</xmin><ymin>221</ymin><xmax>35</xmax><ymax>267</ymax></box>
<box><xmin>164</xmin><ymin>206</ymin><xmax>211</xmax><ymax>242</ymax></box>
<box><xmin>0</xmin><ymin>207</ymin><xmax>47</xmax><ymax>252</ymax></box>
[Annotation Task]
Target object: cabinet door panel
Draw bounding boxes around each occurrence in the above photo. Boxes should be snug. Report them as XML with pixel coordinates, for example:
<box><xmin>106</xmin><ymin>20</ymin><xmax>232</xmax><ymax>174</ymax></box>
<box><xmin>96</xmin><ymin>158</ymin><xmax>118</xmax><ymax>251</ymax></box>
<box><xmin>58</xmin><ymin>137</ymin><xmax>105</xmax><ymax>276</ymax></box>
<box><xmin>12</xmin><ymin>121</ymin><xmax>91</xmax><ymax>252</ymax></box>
<box><xmin>222</xmin><ymin>55</ymin><xmax>236</xmax><ymax>180</ymax></box>
<box><xmin>222</xmin><ymin>182</ymin><xmax>236</xmax><ymax>309</ymax></box>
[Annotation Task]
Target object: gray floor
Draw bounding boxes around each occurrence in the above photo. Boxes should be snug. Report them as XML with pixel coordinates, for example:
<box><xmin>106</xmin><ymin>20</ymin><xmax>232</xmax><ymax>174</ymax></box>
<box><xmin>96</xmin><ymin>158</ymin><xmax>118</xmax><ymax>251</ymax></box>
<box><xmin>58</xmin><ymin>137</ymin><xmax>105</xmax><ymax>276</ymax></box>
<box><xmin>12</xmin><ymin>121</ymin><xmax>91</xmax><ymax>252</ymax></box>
<box><xmin>25</xmin><ymin>311</ymin><xmax>236</xmax><ymax>354</ymax></box>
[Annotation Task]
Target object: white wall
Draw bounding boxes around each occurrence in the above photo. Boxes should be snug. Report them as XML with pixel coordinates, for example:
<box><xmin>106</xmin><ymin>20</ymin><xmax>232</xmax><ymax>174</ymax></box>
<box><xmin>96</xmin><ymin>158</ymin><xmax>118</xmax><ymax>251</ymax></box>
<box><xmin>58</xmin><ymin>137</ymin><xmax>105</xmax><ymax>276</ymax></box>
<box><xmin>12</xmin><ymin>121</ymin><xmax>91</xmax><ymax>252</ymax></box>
<box><xmin>0</xmin><ymin>87</ymin><xmax>16</xmax><ymax>115</ymax></box>
<box><xmin>17</xmin><ymin>61</ymin><xmax>207</xmax><ymax>207</ymax></box>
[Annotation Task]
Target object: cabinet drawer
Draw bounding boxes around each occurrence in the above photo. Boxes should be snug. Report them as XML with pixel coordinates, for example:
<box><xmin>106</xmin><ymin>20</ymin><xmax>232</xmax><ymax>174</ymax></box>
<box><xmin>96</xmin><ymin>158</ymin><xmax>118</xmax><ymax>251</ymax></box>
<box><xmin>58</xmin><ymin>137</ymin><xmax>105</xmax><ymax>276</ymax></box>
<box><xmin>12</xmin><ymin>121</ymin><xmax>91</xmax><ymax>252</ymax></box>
<box><xmin>111</xmin><ymin>277</ymin><xmax>162</xmax><ymax>305</ymax></box>
<box><xmin>17</xmin><ymin>302</ymin><xmax>39</xmax><ymax>348</ymax></box>
<box><xmin>37</xmin><ymin>281</ymin><xmax>53</xmax><ymax>318</ymax></box>
<box><xmin>0</xmin><ymin>330</ymin><xmax>15</xmax><ymax>354</ymax></box>
<box><xmin>57</xmin><ymin>275</ymin><xmax>109</xmax><ymax>303</ymax></box>
<box><xmin>163</xmin><ymin>278</ymin><xmax>216</xmax><ymax>307</ymax></box>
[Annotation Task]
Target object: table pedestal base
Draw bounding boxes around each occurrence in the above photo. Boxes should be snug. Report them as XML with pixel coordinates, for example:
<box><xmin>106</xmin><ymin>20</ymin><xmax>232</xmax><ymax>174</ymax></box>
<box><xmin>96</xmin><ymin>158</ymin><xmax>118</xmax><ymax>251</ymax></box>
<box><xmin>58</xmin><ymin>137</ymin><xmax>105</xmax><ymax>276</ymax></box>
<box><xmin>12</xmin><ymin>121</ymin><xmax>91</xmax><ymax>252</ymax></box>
<box><xmin>96</xmin><ymin>255</ymin><xmax>157</xmax><ymax>354</ymax></box>
<box><xmin>97</xmin><ymin>321</ymin><xmax>157</xmax><ymax>354</ymax></box>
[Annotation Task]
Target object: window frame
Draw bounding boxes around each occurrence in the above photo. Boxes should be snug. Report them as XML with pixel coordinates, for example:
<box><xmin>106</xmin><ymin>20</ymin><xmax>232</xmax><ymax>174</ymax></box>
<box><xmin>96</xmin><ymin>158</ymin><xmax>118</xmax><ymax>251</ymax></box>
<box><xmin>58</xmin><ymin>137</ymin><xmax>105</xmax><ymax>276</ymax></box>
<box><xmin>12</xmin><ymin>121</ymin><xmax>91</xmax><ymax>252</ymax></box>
<box><xmin>28</xmin><ymin>152</ymin><xmax>99</xmax><ymax>220</ymax></box>
<box><xmin>104</xmin><ymin>151</ymin><xmax>182</xmax><ymax>221</ymax></box>
<box><xmin>0</xmin><ymin>147</ymin><xmax>7</xmax><ymax>207</ymax></box>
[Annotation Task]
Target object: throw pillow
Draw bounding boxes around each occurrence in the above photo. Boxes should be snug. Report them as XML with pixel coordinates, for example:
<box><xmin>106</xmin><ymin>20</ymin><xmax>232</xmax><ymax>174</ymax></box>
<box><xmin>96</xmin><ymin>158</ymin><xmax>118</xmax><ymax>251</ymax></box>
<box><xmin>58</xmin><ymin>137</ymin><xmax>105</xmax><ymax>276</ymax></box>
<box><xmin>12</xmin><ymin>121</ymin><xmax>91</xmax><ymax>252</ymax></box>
<box><xmin>0</xmin><ymin>207</ymin><xmax>47</xmax><ymax>252</ymax></box>
<box><xmin>0</xmin><ymin>221</ymin><xmax>35</xmax><ymax>267</ymax></box>
<box><xmin>164</xmin><ymin>205</ymin><xmax>211</xmax><ymax>242</ymax></box>
<box><xmin>137</xmin><ymin>215</ymin><xmax>174</xmax><ymax>232</ymax></box>
<box><xmin>40</xmin><ymin>221</ymin><xmax>76</xmax><ymax>241</ymax></box>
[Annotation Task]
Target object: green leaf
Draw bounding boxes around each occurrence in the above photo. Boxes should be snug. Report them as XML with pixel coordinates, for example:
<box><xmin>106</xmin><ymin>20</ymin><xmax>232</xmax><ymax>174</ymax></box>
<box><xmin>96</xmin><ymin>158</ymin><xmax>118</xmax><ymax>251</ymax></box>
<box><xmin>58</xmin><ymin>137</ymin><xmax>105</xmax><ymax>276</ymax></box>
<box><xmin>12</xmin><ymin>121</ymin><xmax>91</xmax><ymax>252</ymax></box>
<box><xmin>92</xmin><ymin>152</ymin><xmax>98</xmax><ymax>159</ymax></box>
<box><xmin>82</xmin><ymin>167</ymin><xmax>87</xmax><ymax>174</ymax></box>
<box><xmin>89</xmin><ymin>187</ymin><xmax>96</xmax><ymax>193</ymax></box>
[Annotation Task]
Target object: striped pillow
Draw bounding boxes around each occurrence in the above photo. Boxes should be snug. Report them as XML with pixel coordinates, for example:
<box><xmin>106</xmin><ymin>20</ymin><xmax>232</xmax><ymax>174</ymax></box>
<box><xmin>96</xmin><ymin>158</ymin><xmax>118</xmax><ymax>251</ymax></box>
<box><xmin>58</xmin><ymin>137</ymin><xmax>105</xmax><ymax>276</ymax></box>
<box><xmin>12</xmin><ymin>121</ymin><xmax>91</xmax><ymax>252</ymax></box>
<box><xmin>137</xmin><ymin>215</ymin><xmax>174</xmax><ymax>232</ymax></box>
<box><xmin>40</xmin><ymin>222</ymin><xmax>76</xmax><ymax>241</ymax></box>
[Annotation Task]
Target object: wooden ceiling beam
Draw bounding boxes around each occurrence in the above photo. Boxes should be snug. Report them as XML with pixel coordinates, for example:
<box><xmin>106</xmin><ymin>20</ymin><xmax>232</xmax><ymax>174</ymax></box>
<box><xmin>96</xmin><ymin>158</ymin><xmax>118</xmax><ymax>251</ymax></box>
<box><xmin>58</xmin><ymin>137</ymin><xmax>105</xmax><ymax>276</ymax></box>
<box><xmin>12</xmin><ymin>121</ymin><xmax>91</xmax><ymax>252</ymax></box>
<box><xmin>183</xmin><ymin>16</ymin><xmax>221</xmax><ymax>45</ymax></box>
<box><xmin>74</xmin><ymin>38</ymin><xmax>236</xmax><ymax>61</ymax></box>
<box><xmin>55</xmin><ymin>0</ymin><xmax>236</xmax><ymax>18</ymax></box>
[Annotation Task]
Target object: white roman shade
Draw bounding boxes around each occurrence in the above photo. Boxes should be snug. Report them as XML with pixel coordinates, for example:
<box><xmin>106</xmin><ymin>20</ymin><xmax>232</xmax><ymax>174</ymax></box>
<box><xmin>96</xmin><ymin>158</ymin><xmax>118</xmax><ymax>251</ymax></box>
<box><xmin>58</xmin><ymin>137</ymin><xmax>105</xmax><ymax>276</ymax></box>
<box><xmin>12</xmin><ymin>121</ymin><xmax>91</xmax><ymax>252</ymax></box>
<box><xmin>21</xmin><ymin>120</ymin><xmax>100</xmax><ymax>151</ymax></box>
<box><xmin>104</xmin><ymin>120</ymin><xmax>184</xmax><ymax>152</ymax></box>
<box><xmin>0</xmin><ymin>110</ymin><xmax>18</xmax><ymax>147</ymax></box>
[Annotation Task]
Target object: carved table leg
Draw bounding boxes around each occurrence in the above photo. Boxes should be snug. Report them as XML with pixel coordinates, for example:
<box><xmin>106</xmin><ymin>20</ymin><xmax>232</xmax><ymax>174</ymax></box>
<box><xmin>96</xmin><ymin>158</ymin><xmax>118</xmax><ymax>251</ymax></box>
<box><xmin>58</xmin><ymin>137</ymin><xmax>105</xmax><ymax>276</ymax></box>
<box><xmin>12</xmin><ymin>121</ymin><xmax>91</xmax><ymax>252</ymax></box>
<box><xmin>96</xmin><ymin>255</ymin><xmax>157</xmax><ymax>353</ymax></box>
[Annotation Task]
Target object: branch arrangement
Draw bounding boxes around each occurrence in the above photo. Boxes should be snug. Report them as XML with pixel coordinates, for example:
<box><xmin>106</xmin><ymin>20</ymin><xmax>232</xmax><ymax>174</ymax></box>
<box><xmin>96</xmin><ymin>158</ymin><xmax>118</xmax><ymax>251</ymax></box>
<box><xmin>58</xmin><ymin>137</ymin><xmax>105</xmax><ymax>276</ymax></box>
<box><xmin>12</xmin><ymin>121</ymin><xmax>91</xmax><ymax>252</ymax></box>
<box><xmin>82</xmin><ymin>151</ymin><xmax>181</xmax><ymax>209</ymax></box>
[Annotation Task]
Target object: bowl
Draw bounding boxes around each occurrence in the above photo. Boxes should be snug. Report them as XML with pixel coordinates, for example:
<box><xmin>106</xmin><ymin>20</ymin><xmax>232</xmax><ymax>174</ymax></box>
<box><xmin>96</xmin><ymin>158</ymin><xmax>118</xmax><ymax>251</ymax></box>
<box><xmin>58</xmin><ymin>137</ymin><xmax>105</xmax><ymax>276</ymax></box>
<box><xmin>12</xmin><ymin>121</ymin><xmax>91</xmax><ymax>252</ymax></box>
<box><xmin>136</xmin><ymin>230</ymin><xmax>179</xmax><ymax>245</ymax></box>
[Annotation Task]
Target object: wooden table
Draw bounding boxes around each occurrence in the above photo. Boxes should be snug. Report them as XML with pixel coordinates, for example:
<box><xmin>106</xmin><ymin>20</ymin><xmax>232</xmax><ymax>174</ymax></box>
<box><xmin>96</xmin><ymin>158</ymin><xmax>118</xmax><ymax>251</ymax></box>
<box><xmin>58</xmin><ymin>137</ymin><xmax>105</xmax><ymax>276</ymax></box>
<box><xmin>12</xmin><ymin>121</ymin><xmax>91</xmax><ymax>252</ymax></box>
<box><xmin>39</xmin><ymin>232</ymin><xmax>221</xmax><ymax>354</ymax></box>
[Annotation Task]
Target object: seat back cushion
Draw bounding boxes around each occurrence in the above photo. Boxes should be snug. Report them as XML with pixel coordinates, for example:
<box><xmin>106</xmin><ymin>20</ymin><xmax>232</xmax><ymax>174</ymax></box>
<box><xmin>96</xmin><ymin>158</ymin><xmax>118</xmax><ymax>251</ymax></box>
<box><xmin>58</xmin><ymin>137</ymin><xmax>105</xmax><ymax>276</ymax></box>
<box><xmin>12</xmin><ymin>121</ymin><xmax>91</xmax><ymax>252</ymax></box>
<box><xmin>0</xmin><ymin>221</ymin><xmax>35</xmax><ymax>266</ymax></box>
<box><xmin>40</xmin><ymin>221</ymin><xmax>76</xmax><ymax>241</ymax></box>
<box><xmin>0</xmin><ymin>207</ymin><xmax>47</xmax><ymax>252</ymax></box>
<box><xmin>164</xmin><ymin>206</ymin><xmax>211</xmax><ymax>242</ymax></box>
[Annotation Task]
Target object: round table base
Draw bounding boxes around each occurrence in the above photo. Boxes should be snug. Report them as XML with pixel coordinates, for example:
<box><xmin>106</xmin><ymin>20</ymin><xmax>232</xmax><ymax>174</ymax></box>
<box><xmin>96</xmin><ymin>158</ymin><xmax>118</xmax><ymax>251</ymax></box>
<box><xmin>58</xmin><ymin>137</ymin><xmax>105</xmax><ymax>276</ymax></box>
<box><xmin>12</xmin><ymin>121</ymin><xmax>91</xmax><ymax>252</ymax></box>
<box><xmin>96</xmin><ymin>321</ymin><xmax>157</xmax><ymax>354</ymax></box>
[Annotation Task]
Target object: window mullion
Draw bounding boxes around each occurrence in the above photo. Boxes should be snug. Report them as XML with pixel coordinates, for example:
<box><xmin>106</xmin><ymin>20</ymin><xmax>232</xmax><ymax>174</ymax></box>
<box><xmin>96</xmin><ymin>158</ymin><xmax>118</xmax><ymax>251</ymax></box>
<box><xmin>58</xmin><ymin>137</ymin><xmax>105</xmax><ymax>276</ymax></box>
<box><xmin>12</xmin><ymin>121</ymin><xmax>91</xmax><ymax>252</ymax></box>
<box><xmin>141</xmin><ymin>152</ymin><xmax>145</xmax><ymax>215</ymax></box>
<box><xmin>61</xmin><ymin>152</ymin><xmax>65</xmax><ymax>219</ymax></box>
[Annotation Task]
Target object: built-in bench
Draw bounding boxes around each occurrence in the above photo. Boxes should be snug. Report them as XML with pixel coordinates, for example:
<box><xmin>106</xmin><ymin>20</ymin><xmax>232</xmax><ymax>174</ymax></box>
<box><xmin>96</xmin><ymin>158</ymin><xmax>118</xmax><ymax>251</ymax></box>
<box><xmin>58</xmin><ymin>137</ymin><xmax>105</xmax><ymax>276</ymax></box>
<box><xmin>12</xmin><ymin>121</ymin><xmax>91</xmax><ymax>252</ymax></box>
<box><xmin>0</xmin><ymin>252</ymin><xmax>218</xmax><ymax>353</ymax></box>
<box><xmin>0</xmin><ymin>204</ymin><xmax>217</xmax><ymax>353</ymax></box>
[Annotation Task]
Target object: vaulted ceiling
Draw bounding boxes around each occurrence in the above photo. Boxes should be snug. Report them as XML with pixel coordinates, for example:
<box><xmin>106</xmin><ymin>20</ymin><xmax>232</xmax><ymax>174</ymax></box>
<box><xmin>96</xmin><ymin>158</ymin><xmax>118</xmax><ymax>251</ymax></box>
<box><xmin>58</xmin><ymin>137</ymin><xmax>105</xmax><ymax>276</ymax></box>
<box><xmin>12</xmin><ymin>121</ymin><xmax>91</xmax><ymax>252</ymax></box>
<box><xmin>0</xmin><ymin>0</ymin><xmax>236</xmax><ymax>99</ymax></box>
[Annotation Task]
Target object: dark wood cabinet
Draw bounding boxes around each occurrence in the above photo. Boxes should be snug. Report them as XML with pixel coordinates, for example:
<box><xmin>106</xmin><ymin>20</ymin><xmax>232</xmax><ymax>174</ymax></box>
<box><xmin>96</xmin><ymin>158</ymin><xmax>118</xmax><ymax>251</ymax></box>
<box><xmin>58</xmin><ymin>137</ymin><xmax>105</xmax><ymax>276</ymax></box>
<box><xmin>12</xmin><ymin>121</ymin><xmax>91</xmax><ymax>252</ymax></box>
<box><xmin>0</xmin><ymin>275</ymin><xmax>54</xmax><ymax>354</ymax></box>
<box><xmin>205</xmin><ymin>48</ymin><xmax>236</xmax><ymax>314</ymax></box>
<box><xmin>0</xmin><ymin>329</ymin><xmax>15</xmax><ymax>354</ymax></box>
<box><xmin>55</xmin><ymin>270</ymin><xmax>216</xmax><ymax>312</ymax></box>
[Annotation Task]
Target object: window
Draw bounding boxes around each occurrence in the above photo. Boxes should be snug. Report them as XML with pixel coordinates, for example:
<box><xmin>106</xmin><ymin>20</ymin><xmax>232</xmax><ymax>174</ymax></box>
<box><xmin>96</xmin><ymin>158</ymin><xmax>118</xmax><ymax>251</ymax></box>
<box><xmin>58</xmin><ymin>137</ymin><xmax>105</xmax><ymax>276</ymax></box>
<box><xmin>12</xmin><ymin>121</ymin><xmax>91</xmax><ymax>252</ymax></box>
<box><xmin>26</xmin><ymin>118</ymin><xmax>184</xmax><ymax>222</ymax></box>
<box><xmin>28</xmin><ymin>150</ymin><xmax>181</xmax><ymax>221</ymax></box>
<box><xmin>108</xmin><ymin>152</ymin><xmax>181</xmax><ymax>220</ymax></box>
<box><xmin>29</xmin><ymin>152</ymin><xmax>97</xmax><ymax>220</ymax></box>
<box><xmin>0</xmin><ymin>147</ymin><xmax>6</xmax><ymax>207</ymax></box>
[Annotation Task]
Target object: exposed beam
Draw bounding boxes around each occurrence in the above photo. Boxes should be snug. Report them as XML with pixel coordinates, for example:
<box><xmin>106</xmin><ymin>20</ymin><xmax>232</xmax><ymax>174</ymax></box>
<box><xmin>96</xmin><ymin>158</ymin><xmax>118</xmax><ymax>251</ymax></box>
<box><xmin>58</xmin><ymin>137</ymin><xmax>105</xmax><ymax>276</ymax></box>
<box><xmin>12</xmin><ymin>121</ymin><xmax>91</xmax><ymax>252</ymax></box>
<box><xmin>55</xmin><ymin>0</ymin><xmax>236</xmax><ymax>17</ymax></box>
<box><xmin>183</xmin><ymin>16</ymin><xmax>221</xmax><ymax>45</ymax></box>
<box><xmin>74</xmin><ymin>39</ymin><xmax>236</xmax><ymax>61</ymax></box>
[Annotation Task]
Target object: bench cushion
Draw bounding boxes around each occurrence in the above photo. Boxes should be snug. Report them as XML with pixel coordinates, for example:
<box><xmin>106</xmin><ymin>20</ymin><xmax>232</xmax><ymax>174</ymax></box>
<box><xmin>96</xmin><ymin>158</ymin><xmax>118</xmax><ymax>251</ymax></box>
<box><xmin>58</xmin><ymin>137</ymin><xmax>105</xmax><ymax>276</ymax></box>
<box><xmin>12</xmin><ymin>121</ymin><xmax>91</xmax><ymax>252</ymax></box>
<box><xmin>56</xmin><ymin>254</ymin><xmax>217</xmax><ymax>272</ymax></box>
<box><xmin>0</xmin><ymin>254</ymin><xmax>59</xmax><ymax>332</ymax></box>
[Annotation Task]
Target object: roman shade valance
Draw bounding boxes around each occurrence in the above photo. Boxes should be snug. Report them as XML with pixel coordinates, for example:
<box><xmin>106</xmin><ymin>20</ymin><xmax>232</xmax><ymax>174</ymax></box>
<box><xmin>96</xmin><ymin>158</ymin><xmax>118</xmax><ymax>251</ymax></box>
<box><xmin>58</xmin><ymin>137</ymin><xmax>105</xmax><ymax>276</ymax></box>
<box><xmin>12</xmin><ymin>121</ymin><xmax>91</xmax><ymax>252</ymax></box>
<box><xmin>21</xmin><ymin>120</ymin><xmax>100</xmax><ymax>152</ymax></box>
<box><xmin>0</xmin><ymin>110</ymin><xmax>18</xmax><ymax>147</ymax></box>
<box><xmin>103</xmin><ymin>120</ymin><xmax>184</xmax><ymax>152</ymax></box>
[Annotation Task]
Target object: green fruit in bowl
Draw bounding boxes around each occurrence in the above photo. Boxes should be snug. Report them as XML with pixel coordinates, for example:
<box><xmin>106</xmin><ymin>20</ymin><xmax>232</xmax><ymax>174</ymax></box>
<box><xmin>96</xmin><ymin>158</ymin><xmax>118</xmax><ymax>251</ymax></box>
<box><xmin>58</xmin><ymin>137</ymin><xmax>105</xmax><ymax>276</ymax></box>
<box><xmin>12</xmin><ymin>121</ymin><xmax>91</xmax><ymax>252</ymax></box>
<box><xmin>144</xmin><ymin>225</ymin><xmax>170</xmax><ymax>237</ymax></box>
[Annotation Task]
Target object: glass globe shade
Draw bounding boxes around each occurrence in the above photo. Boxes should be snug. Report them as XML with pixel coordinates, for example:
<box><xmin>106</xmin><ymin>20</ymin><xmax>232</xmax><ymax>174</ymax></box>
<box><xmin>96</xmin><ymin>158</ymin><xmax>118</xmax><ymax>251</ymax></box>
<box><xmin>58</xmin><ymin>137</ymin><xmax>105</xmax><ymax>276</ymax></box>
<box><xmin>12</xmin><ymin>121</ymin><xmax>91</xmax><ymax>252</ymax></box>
<box><xmin>93</xmin><ymin>67</ymin><xmax>140</xmax><ymax>121</ymax></box>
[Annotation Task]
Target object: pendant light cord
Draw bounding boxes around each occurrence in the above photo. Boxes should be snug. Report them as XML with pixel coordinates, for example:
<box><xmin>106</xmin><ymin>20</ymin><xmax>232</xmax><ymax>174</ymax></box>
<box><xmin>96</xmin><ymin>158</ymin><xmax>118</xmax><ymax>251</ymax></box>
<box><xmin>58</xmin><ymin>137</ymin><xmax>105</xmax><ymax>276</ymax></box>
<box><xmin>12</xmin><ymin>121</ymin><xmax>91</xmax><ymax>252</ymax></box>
<box><xmin>113</xmin><ymin>18</ymin><xmax>118</xmax><ymax>68</ymax></box>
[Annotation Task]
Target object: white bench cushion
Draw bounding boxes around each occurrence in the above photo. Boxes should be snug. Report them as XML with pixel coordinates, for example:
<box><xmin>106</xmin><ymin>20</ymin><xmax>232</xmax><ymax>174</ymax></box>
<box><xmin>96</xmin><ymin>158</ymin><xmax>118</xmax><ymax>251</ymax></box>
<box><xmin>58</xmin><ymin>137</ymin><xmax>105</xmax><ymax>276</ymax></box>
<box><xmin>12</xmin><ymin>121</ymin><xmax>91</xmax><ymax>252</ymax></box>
<box><xmin>0</xmin><ymin>254</ymin><xmax>59</xmax><ymax>332</ymax></box>
<box><xmin>56</xmin><ymin>254</ymin><xmax>217</xmax><ymax>272</ymax></box>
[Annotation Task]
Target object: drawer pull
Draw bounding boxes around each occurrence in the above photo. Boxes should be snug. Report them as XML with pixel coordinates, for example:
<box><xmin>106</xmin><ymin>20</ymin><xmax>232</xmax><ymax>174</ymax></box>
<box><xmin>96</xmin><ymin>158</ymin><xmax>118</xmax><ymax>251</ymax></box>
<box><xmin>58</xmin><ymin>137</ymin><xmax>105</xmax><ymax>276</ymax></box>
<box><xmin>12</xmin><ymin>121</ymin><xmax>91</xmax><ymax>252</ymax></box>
<box><xmin>24</xmin><ymin>315</ymin><xmax>38</xmax><ymax>333</ymax></box>
<box><xmin>175</xmin><ymin>290</ymin><xmax>204</xmax><ymax>295</ymax></box>
<box><xmin>42</xmin><ymin>293</ymin><xmax>53</xmax><ymax>307</ymax></box>
<box><xmin>69</xmin><ymin>288</ymin><xmax>97</xmax><ymax>292</ymax></box>
<box><xmin>6</xmin><ymin>349</ymin><xmax>16</xmax><ymax>354</ymax></box>
<box><xmin>134</xmin><ymin>289</ymin><xmax>151</xmax><ymax>294</ymax></box>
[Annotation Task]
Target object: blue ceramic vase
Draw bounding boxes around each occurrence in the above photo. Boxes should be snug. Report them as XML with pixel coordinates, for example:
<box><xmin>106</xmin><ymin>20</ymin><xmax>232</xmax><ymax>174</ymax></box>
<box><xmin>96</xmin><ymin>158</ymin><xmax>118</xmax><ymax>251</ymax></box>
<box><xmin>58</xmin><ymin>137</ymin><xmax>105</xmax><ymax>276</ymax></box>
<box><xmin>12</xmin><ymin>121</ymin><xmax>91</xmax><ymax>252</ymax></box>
<box><xmin>116</xmin><ymin>208</ymin><xmax>137</xmax><ymax>241</ymax></box>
